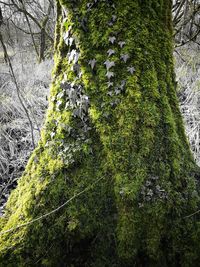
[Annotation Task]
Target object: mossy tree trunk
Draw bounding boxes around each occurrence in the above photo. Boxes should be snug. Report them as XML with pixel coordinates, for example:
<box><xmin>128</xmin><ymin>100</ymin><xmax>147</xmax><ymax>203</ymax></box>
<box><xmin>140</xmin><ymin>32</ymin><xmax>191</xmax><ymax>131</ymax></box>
<box><xmin>0</xmin><ymin>0</ymin><xmax>200</xmax><ymax>266</ymax></box>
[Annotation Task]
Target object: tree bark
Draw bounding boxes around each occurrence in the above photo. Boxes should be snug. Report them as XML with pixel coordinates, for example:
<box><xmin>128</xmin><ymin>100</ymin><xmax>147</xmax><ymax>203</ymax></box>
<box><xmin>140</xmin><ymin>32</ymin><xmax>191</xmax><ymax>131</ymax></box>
<box><xmin>0</xmin><ymin>0</ymin><xmax>200</xmax><ymax>266</ymax></box>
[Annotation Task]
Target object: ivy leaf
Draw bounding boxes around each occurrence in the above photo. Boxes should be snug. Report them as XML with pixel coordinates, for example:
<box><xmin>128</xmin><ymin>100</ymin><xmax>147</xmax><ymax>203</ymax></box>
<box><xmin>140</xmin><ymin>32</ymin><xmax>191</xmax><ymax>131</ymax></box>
<box><xmin>73</xmin><ymin>108</ymin><xmax>81</xmax><ymax>118</ymax></box>
<box><xmin>106</xmin><ymin>71</ymin><xmax>114</xmax><ymax>79</ymax></box>
<box><xmin>110</xmin><ymin>100</ymin><xmax>118</xmax><ymax>107</ymax></box>
<box><xmin>64</xmin><ymin>36</ymin><xmax>74</xmax><ymax>47</ymax></box>
<box><xmin>147</xmin><ymin>189</ymin><xmax>154</xmax><ymax>197</ymax></box>
<box><xmin>63</xmin><ymin>29</ymin><xmax>70</xmax><ymax>40</ymax></box>
<box><xmin>119</xmin><ymin>80</ymin><xmax>126</xmax><ymax>90</ymax></box>
<box><xmin>63</xmin><ymin>26</ymin><xmax>73</xmax><ymax>46</ymax></box>
<box><xmin>81</xmin><ymin>95</ymin><xmax>89</xmax><ymax>112</ymax></box>
<box><xmin>68</xmin><ymin>88</ymin><xmax>77</xmax><ymax>104</ymax></box>
<box><xmin>114</xmin><ymin>88</ymin><xmax>121</xmax><ymax>95</ymax></box>
<box><xmin>63</xmin><ymin>33</ymin><xmax>69</xmax><ymax>44</ymax></box>
<box><xmin>88</xmin><ymin>59</ymin><xmax>97</xmax><ymax>69</ymax></box>
<box><xmin>145</xmin><ymin>181</ymin><xmax>151</xmax><ymax>186</ymax></box>
<box><xmin>57</xmin><ymin>91</ymin><xmax>64</xmax><ymax>99</ymax></box>
<box><xmin>64</xmin><ymin>30</ymin><xmax>70</xmax><ymax>39</ymax></box>
<box><xmin>78</xmin><ymin>71</ymin><xmax>83</xmax><ymax>78</ymax></box>
<box><xmin>60</xmin><ymin>82</ymin><xmax>71</xmax><ymax>91</ymax></box>
<box><xmin>68</xmin><ymin>49</ymin><xmax>77</xmax><ymax>63</ymax></box>
<box><xmin>73</xmin><ymin>52</ymin><xmax>79</xmax><ymax>64</ymax></box>
<box><xmin>107</xmin><ymin>91</ymin><xmax>113</xmax><ymax>96</ymax></box>
<box><xmin>107</xmin><ymin>81</ymin><xmax>113</xmax><ymax>88</ymax></box>
<box><xmin>118</xmin><ymin>41</ymin><xmax>126</xmax><ymax>48</ymax></box>
<box><xmin>109</xmin><ymin>36</ymin><xmax>116</xmax><ymax>44</ymax></box>
<box><xmin>104</xmin><ymin>60</ymin><xmax>115</xmax><ymax>70</ymax></box>
<box><xmin>65</xmin><ymin>101</ymin><xmax>70</xmax><ymax>109</ymax></box>
<box><xmin>71</xmin><ymin>81</ymin><xmax>75</xmax><ymax>88</ymax></box>
<box><xmin>112</xmin><ymin>15</ymin><xmax>117</xmax><ymax>21</ymax></box>
<box><xmin>87</xmin><ymin>3</ymin><xmax>94</xmax><ymax>12</ymax></box>
<box><xmin>71</xmin><ymin>63</ymin><xmax>80</xmax><ymax>74</ymax></box>
<box><xmin>56</xmin><ymin>100</ymin><xmax>63</xmax><ymax>110</ymax></box>
<box><xmin>152</xmin><ymin>176</ymin><xmax>159</xmax><ymax>180</ymax></box>
<box><xmin>87</xmin><ymin>2</ymin><xmax>92</xmax><ymax>8</ymax></box>
<box><xmin>127</xmin><ymin>66</ymin><xmax>135</xmax><ymax>74</ymax></box>
<box><xmin>50</xmin><ymin>132</ymin><xmax>55</xmax><ymax>138</ymax></box>
<box><xmin>67</xmin><ymin>126</ymin><xmax>72</xmax><ymax>134</ymax></box>
<box><xmin>156</xmin><ymin>185</ymin><xmax>161</xmax><ymax>191</ymax></box>
<box><xmin>107</xmin><ymin>49</ymin><xmax>115</xmax><ymax>57</ymax></box>
<box><xmin>108</xmin><ymin>22</ymin><xmax>114</xmax><ymax>26</ymax></box>
<box><xmin>121</xmin><ymin>54</ymin><xmax>130</xmax><ymax>63</ymax></box>
<box><xmin>68</xmin><ymin>25</ymin><xmax>72</xmax><ymax>32</ymax></box>
<box><xmin>69</xmin><ymin>37</ymin><xmax>74</xmax><ymax>47</ymax></box>
<box><xmin>84</xmin><ymin>95</ymin><xmax>89</xmax><ymax>102</ymax></box>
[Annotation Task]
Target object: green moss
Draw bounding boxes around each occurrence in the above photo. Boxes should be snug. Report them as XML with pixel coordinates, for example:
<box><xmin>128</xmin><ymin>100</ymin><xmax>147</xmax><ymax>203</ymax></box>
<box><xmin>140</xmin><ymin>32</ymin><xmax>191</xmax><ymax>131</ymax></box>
<box><xmin>0</xmin><ymin>0</ymin><xmax>200</xmax><ymax>266</ymax></box>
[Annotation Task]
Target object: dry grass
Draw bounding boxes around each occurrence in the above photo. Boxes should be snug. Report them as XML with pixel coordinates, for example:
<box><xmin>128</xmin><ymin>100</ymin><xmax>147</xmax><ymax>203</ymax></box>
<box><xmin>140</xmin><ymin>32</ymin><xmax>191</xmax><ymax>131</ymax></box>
<box><xmin>175</xmin><ymin>46</ymin><xmax>200</xmax><ymax>166</ymax></box>
<box><xmin>0</xmin><ymin>51</ymin><xmax>53</xmax><ymax>214</ymax></box>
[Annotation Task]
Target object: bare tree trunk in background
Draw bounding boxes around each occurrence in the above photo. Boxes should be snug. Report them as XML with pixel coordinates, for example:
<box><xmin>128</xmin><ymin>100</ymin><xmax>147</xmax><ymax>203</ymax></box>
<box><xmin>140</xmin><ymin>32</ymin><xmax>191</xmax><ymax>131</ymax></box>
<box><xmin>39</xmin><ymin>3</ymin><xmax>52</xmax><ymax>62</ymax></box>
<box><xmin>0</xmin><ymin>7</ymin><xmax>35</xmax><ymax>148</ymax></box>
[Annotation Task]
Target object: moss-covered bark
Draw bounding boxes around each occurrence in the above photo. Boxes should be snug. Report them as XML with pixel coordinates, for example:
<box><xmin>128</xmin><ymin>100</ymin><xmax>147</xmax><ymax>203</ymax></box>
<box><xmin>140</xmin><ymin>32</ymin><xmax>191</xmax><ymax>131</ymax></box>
<box><xmin>0</xmin><ymin>0</ymin><xmax>200</xmax><ymax>266</ymax></box>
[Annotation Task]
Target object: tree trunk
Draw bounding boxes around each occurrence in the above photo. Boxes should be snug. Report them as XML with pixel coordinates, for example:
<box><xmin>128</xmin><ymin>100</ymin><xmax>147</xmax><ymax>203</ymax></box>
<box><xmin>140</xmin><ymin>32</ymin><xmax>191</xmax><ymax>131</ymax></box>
<box><xmin>0</xmin><ymin>0</ymin><xmax>200</xmax><ymax>266</ymax></box>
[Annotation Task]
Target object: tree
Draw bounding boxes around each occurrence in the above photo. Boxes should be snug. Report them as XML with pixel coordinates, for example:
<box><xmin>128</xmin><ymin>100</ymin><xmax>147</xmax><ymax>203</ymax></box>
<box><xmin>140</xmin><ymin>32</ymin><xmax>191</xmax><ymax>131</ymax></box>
<box><xmin>0</xmin><ymin>0</ymin><xmax>55</xmax><ymax>61</ymax></box>
<box><xmin>0</xmin><ymin>0</ymin><xmax>200</xmax><ymax>266</ymax></box>
<box><xmin>0</xmin><ymin>4</ymin><xmax>52</xmax><ymax>215</ymax></box>
<box><xmin>173</xmin><ymin>0</ymin><xmax>200</xmax><ymax>47</ymax></box>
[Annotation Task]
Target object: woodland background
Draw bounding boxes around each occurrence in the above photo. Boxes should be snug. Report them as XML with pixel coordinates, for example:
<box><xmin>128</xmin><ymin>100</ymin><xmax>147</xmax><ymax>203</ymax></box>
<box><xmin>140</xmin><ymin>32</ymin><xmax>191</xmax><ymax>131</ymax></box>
<box><xmin>0</xmin><ymin>0</ymin><xmax>200</xmax><ymax>215</ymax></box>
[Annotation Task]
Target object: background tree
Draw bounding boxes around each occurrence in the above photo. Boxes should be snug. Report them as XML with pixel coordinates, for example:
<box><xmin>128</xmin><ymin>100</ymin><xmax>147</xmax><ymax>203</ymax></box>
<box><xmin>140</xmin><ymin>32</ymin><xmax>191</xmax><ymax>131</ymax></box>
<box><xmin>0</xmin><ymin>0</ymin><xmax>200</xmax><ymax>266</ymax></box>
<box><xmin>173</xmin><ymin>0</ymin><xmax>200</xmax><ymax>47</ymax></box>
<box><xmin>0</xmin><ymin>2</ymin><xmax>53</xmax><ymax>215</ymax></box>
<box><xmin>0</xmin><ymin>0</ymin><xmax>55</xmax><ymax>61</ymax></box>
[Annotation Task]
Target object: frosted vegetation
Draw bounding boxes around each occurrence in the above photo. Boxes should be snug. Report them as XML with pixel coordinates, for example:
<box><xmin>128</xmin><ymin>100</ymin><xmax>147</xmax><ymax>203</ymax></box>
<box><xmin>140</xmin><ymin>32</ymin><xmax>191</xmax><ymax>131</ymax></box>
<box><xmin>175</xmin><ymin>45</ymin><xmax>200</xmax><ymax>165</ymax></box>
<box><xmin>0</xmin><ymin>51</ymin><xmax>53</xmax><ymax>214</ymax></box>
<box><xmin>0</xmin><ymin>0</ymin><xmax>55</xmax><ymax>213</ymax></box>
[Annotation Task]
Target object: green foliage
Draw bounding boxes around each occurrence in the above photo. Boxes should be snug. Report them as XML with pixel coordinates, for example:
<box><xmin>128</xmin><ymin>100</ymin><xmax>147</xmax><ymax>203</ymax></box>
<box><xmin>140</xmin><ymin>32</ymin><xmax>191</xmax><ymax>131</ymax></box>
<box><xmin>0</xmin><ymin>0</ymin><xmax>200</xmax><ymax>266</ymax></box>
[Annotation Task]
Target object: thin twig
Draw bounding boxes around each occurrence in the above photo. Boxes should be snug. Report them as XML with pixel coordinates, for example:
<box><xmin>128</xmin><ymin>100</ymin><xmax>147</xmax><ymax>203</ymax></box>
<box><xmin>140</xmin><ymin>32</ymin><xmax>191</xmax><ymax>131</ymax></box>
<box><xmin>0</xmin><ymin>176</ymin><xmax>104</xmax><ymax>236</ymax></box>
<box><xmin>184</xmin><ymin>209</ymin><xmax>200</xmax><ymax>218</ymax></box>
<box><xmin>19</xmin><ymin>0</ymin><xmax>39</xmax><ymax>58</ymax></box>
<box><xmin>0</xmin><ymin>32</ymin><xmax>35</xmax><ymax>148</ymax></box>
